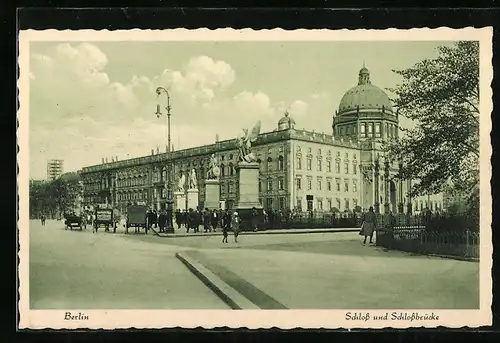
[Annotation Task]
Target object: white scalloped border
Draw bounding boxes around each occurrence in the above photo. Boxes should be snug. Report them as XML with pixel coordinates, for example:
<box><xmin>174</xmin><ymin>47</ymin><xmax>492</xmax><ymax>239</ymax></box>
<box><xmin>17</xmin><ymin>27</ymin><xmax>494</xmax><ymax>330</ymax></box>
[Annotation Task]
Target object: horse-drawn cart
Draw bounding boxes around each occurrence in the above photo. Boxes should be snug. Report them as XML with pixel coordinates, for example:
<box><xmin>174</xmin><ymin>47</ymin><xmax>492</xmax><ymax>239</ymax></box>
<box><xmin>94</xmin><ymin>208</ymin><xmax>116</xmax><ymax>233</ymax></box>
<box><xmin>64</xmin><ymin>214</ymin><xmax>86</xmax><ymax>230</ymax></box>
<box><xmin>126</xmin><ymin>205</ymin><xmax>148</xmax><ymax>234</ymax></box>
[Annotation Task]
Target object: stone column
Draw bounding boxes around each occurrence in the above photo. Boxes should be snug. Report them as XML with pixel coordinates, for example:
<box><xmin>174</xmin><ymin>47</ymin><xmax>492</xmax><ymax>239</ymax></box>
<box><xmin>384</xmin><ymin>160</ymin><xmax>390</xmax><ymax>214</ymax></box>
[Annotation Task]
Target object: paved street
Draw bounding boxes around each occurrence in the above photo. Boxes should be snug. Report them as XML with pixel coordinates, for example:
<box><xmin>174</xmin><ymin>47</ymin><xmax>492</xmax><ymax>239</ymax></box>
<box><xmin>29</xmin><ymin>219</ymin><xmax>479</xmax><ymax>310</ymax></box>
<box><xmin>29</xmin><ymin>220</ymin><xmax>229</xmax><ymax>309</ymax></box>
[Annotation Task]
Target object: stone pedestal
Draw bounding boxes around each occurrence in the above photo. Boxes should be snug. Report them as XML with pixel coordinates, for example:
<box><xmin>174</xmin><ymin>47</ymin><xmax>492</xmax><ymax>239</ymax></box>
<box><xmin>187</xmin><ymin>188</ymin><xmax>199</xmax><ymax>210</ymax></box>
<box><xmin>204</xmin><ymin>179</ymin><xmax>220</xmax><ymax>210</ymax></box>
<box><xmin>235</xmin><ymin>162</ymin><xmax>262</xmax><ymax>209</ymax></box>
<box><xmin>174</xmin><ymin>191</ymin><xmax>186</xmax><ymax>211</ymax></box>
<box><xmin>235</xmin><ymin>162</ymin><xmax>264</xmax><ymax>230</ymax></box>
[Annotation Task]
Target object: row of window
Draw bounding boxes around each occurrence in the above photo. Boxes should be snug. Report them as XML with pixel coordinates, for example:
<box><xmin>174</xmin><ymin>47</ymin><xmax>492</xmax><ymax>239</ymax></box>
<box><xmin>298</xmin><ymin>147</ymin><xmax>356</xmax><ymax>159</ymax></box>
<box><xmin>261</xmin><ymin>197</ymin><xmax>359</xmax><ymax>211</ymax></box>
<box><xmin>296</xmin><ymin>177</ymin><xmax>358</xmax><ymax>193</ymax></box>
<box><xmin>296</xmin><ymin>197</ymin><xmax>358</xmax><ymax>211</ymax></box>
<box><xmin>337</xmin><ymin>122</ymin><xmax>398</xmax><ymax>138</ymax></box>
<box><xmin>297</xmin><ymin>158</ymin><xmax>358</xmax><ymax>175</ymax></box>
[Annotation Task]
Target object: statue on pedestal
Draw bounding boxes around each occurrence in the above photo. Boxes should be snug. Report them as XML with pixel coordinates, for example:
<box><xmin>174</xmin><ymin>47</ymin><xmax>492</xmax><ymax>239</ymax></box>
<box><xmin>177</xmin><ymin>172</ymin><xmax>186</xmax><ymax>193</ymax></box>
<box><xmin>206</xmin><ymin>153</ymin><xmax>220</xmax><ymax>180</ymax></box>
<box><xmin>237</xmin><ymin>120</ymin><xmax>261</xmax><ymax>163</ymax></box>
<box><xmin>189</xmin><ymin>169</ymin><xmax>197</xmax><ymax>189</ymax></box>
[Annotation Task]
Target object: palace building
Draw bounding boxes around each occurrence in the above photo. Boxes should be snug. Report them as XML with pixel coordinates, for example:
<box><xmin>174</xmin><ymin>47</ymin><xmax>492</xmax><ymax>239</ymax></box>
<box><xmin>80</xmin><ymin>66</ymin><xmax>443</xmax><ymax>213</ymax></box>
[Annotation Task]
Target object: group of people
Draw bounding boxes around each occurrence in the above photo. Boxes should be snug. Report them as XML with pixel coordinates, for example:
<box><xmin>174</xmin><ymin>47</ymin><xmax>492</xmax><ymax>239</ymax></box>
<box><xmin>145</xmin><ymin>209</ymin><xmax>170</xmax><ymax>233</ymax></box>
<box><xmin>173</xmin><ymin>207</ymin><xmax>260</xmax><ymax>243</ymax></box>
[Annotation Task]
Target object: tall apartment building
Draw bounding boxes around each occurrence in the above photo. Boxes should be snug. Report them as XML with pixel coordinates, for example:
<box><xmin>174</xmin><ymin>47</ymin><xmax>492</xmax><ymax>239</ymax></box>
<box><xmin>47</xmin><ymin>159</ymin><xmax>64</xmax><ymax>181</ymax></box>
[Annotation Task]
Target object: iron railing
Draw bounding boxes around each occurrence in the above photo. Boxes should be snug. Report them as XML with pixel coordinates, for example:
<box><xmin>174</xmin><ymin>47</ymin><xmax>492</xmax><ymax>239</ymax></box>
<box><xmin>376</xmin><ymin>213</ymin><xmax>480</xmax><ymax>259</ymax></box>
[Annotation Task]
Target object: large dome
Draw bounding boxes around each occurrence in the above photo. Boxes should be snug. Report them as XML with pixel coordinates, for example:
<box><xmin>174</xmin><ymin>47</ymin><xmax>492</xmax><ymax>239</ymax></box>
<box><xmin>337</xmin><ymin>67</ymin><xmax>393</xmax><ymax>115</ymax></box>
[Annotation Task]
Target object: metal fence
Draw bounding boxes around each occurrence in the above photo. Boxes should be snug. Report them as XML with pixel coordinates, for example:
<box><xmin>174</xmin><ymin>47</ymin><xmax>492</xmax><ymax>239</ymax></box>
<box><xmin>376</xmin><ymin>213</ymin><xmax>480</xmax><ymax>259</ymax></box>
<box><xmin>260</xmin><ymin>212</ymin><xmax>362</xmax><ymax>230</ymax></box>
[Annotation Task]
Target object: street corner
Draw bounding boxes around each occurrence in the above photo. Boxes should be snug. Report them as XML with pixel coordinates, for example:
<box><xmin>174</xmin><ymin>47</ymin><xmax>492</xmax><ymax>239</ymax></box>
<box><xmin>178</xmin><ymin>250</ymin><xmax>288</xmax><ymax>310</ymax></box>
<box><xmin>175</xmin><ymin>251</ymin><xmax>260</xmax><ymax>310</ymax></box>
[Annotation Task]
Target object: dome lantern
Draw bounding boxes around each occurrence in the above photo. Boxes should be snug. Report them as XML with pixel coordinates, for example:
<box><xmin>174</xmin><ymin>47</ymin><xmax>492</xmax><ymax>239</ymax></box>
<box><xmin>358</xmin><ymin>65</ymin><xmax>371</xmax><ymax>85</ymax></box>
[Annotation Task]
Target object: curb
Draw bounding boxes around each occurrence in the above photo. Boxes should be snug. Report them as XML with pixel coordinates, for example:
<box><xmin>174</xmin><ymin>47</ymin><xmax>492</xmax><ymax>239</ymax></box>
<box><xmin>175</xmin><ymin>252</ymin><xmax>260</xmax><ymax>310</ymax></box>
<box><xmin>160</xmin><ymin>228</ymin><xmax>359</xmax><ymax>238</ymax></box>
<box><xmin>428</xmin><ymin>254</ymin><xmax>479</xmax><ymax>263</ymax></box>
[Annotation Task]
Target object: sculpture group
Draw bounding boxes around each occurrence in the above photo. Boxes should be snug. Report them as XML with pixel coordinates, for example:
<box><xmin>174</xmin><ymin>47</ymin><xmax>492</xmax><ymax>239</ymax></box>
<box><xmin>173</xmin><ymin>121</ymin><xmax>262</xmax><ymax>212</ymax></box>
<box><xmin>237</xmin><ymin>120</ymin><xmax>261</xmax><ymax>163</ymax></box>
<box><xmin>206</xmin><ymin>154</ymin><xmax>220</xmax><ymax>180</ymax></box>
<box><xmin>177</xmin><ymin>169</ymin><xmax>198</xmax><ymax>192</ymax></box>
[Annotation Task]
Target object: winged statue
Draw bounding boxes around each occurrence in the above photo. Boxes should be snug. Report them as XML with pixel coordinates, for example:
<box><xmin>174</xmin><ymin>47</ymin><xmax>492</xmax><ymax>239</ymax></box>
<box><xmin>237</xmin><ymin>120</ymin><xmax>261</xmax><ymax>163</ymax></box>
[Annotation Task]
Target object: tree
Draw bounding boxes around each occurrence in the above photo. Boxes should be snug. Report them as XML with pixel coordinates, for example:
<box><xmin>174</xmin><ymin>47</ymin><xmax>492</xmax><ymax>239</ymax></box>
<box><xmin>28</xmin><ymin>173</ymin><xmax>83</xmax><ymax>218</ymax></box>
<box><xmin>386</xmin><ymin>41</ymin><xmax>479</xmax><ymax>202</ymax></box>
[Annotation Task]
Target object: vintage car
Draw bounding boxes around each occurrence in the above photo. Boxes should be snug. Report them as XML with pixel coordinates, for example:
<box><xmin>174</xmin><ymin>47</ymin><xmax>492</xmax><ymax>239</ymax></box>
<box><xmin>64</xmin><ymin>213</ymin><xmax>86</xmax><ymax>231</ymax></box>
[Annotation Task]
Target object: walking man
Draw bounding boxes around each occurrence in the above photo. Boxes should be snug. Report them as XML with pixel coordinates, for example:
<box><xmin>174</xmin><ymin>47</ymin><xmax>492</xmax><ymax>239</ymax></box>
<box><xmin>359</xmin><ymin>206</ymin><xmax>377</xmax><ymax>245</ymax></box>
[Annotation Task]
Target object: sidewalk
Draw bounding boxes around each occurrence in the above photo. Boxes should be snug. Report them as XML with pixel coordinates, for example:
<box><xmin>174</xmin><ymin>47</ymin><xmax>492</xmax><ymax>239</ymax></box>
<box><xmin>157</xmin><ymin>227</ymin><xmax>359</xmax><ymax>238</ymax></box>
<box><xmin>180</xmin><ymin>242</ymin><xmax>480</xmax><ymax>309</ymax></box>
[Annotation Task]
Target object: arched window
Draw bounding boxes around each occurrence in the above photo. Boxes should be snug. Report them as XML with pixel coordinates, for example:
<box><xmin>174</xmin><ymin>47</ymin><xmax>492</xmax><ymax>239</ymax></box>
<box><xmin>360</xmin><ymin>123</ymin><xmax>366</xmax><ymax>137</ymax></box>
<box><xmin>220</xmin><ymin>164</ymin><xmax>225</xmax><ymax>177</ymax></box>
<box><xmin>278</xmin><ymin>156</ymin><xmax>284</xmax><ymax>171</ymax></box>
<box><xmin>267</xmin><ymin>157</ymin><xmax>273</xmax><ymax>171</ymax></box>
<box><xmin>229</xmin><ymin>163</ymin><xmax>234</xmax><ymax>176</ymax></box>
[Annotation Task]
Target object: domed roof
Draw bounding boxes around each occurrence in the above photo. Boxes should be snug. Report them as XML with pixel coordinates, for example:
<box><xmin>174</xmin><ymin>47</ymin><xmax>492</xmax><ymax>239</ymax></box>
<box><xmin>337</xmin><ymin>66</ymin><xmax>393</xmax><ymax>115</ymax></box>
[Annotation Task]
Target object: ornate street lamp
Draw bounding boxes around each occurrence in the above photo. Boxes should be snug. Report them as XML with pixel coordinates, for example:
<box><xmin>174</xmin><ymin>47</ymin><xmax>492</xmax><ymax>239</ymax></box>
<box><xmin>155</xmin><ymin>87</ymin><xmax>174</xmax><ymax>233</ymax></box>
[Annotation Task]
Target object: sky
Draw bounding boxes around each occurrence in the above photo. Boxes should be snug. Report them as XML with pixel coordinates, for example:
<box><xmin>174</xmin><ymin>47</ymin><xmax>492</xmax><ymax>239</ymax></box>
<box><xmin>28</xmin><ymin>40</ymin><xmax>453</xmax><ymax>180</ymax></box>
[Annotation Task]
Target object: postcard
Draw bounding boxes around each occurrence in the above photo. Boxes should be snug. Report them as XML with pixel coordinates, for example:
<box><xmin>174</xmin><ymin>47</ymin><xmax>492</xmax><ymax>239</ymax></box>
<box><xmin>18</xmin><ymin>27</ymin><xmax>493</xmax><ymax>329</ymax></box>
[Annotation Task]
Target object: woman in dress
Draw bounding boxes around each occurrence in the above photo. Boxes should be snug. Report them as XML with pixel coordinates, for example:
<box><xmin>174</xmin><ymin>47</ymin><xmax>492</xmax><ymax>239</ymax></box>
<box><xmin>231</xmin><ymin>211</ymin><xmax>241</xmax><ymax>243</ymax></box>
<box><xmin>360</xmin><ymin>206</ymin><xmax>377</xmax><ymax>245</ymax></box>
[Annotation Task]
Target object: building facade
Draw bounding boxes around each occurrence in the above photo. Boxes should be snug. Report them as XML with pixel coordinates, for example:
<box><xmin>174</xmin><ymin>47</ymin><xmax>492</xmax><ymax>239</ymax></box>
<box><xmin>80</xmin><ymin>67</ymin><xmax>443</xmax><ymax>213</ymax></box>
<box><xmin>47</xmin><ymin>159</ymin><xmax>64</xmax><ymax>181</ymax></box>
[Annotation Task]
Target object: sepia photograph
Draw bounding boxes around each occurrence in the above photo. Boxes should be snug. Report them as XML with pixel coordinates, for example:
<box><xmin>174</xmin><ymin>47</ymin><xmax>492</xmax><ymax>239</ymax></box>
<box><xmin>18</xmin><ymin>28</ymin><xmax>492</xmax><ymax>329</ymax></box>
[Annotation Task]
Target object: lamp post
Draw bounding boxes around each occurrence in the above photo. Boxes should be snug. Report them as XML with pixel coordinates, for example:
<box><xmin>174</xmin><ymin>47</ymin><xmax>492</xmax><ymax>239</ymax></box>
<box><xmin>384</xmin><ymin>159</ymin><xmax>390</xmax><ymax>214</ymax></box>
<box><xmin>374</xmin><ymin>156</ymin><xmax>380</xmax><ymax>214</ymax></box>
<box><xmin>155</xmin><ymin>87</ymin><xmax>174</xmax><ymax>233</ymax></box>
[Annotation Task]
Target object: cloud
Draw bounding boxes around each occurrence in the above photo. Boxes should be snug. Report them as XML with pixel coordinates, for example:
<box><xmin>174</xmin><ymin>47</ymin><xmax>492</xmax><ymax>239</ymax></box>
<box><xmin>29</xmin><ymin>43</ymin><xmax>322</xmax><ymax>179</ymax></box>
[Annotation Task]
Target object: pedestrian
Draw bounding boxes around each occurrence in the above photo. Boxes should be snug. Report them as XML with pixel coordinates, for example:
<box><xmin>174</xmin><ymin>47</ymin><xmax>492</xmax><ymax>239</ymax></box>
<box><xmin>175</xmin><ymin>209</ymin><xmax>182</xmax><ymax>230</ymax></box>
<box><xmin>232</xmin><ymin>211</ymin><xmax>241</xmax><ymax>243</ymax></box>
<box><xmin>211</xmin><ymin>209</ymin><xmax>218</xmax><ymax>232</ymax></box>
<box><xmin>186</xmin><ymin>208</ymin><xmax>194</xmax><ymax>233</ymax></box>
<box><xmin>251</xmin><ymin>207</ymin><xmax>259</xmax><ymax>232</ymax></box>
<box><xmin>158</xmin><ymin>210</ymin><xmax>166</xmax><ymax>233</ymax></box>
<box><xmin>359</xmin><ymin>206</ymin><xmax>377</xmax><ymax>245</ymax></box>
<box><xmin>203</xmin><ymin>208</ymin><xmax>211</xmax><ymax>233</ymax></box>
<box><xmin>222</xmin><ymin>209</ymin><xmax>231</xmax><ymax>243</ymax></box>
